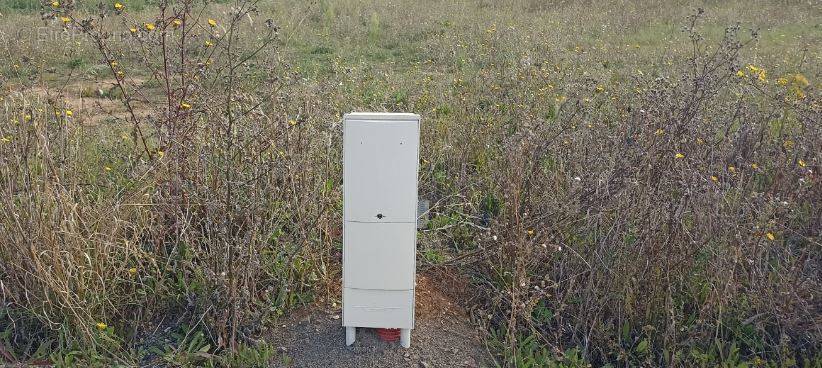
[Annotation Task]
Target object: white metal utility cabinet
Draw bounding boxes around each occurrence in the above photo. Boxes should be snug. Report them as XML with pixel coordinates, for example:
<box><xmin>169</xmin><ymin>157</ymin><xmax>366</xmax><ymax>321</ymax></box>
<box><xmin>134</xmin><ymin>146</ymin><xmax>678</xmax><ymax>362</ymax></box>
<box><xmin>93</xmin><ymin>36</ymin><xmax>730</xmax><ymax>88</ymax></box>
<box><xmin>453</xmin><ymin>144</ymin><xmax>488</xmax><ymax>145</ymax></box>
<box><xmin>342</xmin><ymin>112</ymin><xmax>420</xmax><ymax>348</ymax></box>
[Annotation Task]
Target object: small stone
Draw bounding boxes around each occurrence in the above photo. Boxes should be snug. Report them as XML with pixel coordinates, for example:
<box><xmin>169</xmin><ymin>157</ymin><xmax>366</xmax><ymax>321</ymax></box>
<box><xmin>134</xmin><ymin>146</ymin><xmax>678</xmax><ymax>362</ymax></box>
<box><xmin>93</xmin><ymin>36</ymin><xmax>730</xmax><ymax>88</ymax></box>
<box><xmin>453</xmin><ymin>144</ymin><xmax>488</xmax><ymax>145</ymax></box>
<box><xmin>331</xmin><ymin>314</ymin><xmax>340</xmax><ymax>320</ymax></box>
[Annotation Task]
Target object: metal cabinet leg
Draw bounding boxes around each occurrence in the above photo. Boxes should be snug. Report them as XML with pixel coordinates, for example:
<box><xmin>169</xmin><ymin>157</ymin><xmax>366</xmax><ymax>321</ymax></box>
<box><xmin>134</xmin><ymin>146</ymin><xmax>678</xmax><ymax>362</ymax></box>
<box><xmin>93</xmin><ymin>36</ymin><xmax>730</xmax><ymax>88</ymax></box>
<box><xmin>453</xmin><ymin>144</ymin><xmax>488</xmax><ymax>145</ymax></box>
<box><xmin>346</xmin><ymin>326</ymin><xmax>356</xmax><ymax>346</ymax></box>
<box><xmin>400</xmin><ymin>328</ymin><xmax>411</xmax><ymax>348</ymax></box>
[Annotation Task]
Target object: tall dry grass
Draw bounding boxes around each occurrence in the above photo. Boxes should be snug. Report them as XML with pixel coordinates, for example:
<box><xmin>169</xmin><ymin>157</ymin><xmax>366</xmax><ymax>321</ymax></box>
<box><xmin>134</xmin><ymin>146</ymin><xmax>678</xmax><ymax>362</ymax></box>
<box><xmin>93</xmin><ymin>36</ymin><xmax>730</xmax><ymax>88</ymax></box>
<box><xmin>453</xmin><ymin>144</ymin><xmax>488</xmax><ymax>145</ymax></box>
<box><xmin>470</xmin><ymin>20</ymin><xmax>820</xmax><ymax>366</ymax></box>
<box><xmin>1</xmin><ymin>0</ymin><xmax>340</xmax><ymax>363</ymax></box>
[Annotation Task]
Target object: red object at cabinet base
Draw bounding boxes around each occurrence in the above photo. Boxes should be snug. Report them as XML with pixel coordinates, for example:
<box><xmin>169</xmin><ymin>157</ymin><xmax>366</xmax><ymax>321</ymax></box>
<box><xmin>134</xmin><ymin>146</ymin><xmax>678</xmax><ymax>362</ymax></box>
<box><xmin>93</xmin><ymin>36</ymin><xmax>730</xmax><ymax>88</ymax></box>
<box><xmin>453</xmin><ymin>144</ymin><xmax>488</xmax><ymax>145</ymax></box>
<box><xmin>376</xmin><ymin>328</ymin><xmax>401</xmax><ymax>342</ymax></box>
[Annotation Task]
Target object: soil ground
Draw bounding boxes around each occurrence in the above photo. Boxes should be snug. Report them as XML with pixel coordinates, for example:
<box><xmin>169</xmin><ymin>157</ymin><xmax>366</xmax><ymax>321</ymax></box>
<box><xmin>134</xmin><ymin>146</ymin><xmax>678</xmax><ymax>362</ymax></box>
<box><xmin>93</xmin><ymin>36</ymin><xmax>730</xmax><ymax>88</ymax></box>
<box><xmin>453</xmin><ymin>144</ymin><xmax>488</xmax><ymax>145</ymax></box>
<box><xmin>268</xmin><ymin>273</ymin><xmax>492</xmax><ymax>368</ymax></box>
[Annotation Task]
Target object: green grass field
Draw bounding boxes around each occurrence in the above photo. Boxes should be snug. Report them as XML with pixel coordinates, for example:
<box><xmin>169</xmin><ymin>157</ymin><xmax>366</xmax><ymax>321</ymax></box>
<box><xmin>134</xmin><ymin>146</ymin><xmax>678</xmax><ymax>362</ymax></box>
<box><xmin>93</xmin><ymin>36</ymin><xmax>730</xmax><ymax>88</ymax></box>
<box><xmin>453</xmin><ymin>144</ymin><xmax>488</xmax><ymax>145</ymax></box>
<box><xmin>0</xmin><ymin>0</ymin><xmax>819</xmax><ymax>366</ymax></box>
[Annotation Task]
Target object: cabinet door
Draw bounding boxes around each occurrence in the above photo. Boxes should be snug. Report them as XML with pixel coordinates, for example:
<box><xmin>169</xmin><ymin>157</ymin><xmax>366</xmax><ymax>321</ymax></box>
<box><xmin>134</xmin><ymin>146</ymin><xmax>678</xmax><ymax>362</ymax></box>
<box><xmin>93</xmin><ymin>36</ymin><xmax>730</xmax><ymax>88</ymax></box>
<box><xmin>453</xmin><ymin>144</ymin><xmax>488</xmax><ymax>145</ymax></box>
<box><xmin>343</xmin><ymin>118</ymin><xmax>419</xmax><ymax>223</ymax></box>
<box><xmin>343</xmin><ymin>288</ymin><xmax>414</xmax><ymax>329</ymax></box>
<box><xmin>343</xmin><ymin>221</ymin><xmax>416</xmax><ymax>290</ymax></box>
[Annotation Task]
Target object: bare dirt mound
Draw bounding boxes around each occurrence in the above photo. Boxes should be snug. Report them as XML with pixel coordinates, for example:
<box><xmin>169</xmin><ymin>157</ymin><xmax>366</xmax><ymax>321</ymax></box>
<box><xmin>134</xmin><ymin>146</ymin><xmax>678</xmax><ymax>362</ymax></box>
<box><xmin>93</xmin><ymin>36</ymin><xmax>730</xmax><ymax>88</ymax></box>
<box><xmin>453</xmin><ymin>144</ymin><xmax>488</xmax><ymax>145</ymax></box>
<box><xmin>269</xmin><ymin>274</ymin><xmax>491</xmax><ymax>368</ymax></box>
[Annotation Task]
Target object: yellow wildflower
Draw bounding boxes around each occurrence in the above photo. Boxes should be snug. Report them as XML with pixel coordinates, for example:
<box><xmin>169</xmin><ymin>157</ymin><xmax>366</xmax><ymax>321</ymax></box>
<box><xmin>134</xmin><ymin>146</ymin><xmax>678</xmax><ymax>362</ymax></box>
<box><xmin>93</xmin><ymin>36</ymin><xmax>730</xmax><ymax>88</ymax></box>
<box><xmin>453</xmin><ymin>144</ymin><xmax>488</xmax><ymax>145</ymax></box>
<box><xmin>777</xmin><ymin>78</ymin><xmax>788</xmax><ymax>86</ymax></box>
<box><xmin>96</xmin><ymin>322</ymin><xmax>107</xmax><ymax>331</ymax></box>
<box><xmin>595</xmin><ymin>85</ymin><xmax>604</xmax><ymax>93</ymax></box>
<box><xmin>0</xmin><ymin>136</ymin><xmax>10</xmax><ymax>143</ymax></box>
<box><xmin>751</xmin><ymin>163</ymin><xmax>758</xmax><ymax>170</ymax></box>
<box><xmin>24</xmin><ymin>114</ymin><xmax>31</xmax><ymax>122</ymax></box>
<box><xmin>207</xmin><ymin>18</ymin><xmax>217</xmax><ymax>27</ymax></box>
<box><xmin>798</xmin><ymin>159</ymin><xmax>806</xmax><ymax>168</ymax></box>
<box><xmin>130</xmin><ymin>27</ymin><xmax>137</xmax><ymax>34</ymax></box>
<box><xmin>51</xmin><ymin>1</ymin><xmax>59</xmax><ymax>7</ymax></box>
<box><xmin>710</xmin><ymin>175</ymin><xmax>718</xmax><ymax>182</ymax></box>
<box><xmin>114</xmin><ymin>2</ymin><xmax>124</xmax><ymax>11</ymax></box>
<box><xmin>128</xmin><ymin>267</ymin><xmax>137</xmax><ymax>275</ymax></box>
<box><xmin>157</xmin><ymin>150</ymin><xmax>165</xmax><ymax>158</ymax></box>
<box><xmin>675</xmin><ymin>153</ymin><xmax>685</xmax><ymax>159</ymax></box>
<box><xmin>288</xmin><ymin>119</ymin><xmax>297</xmax><ymax>126</ymax></box>
<box><xmin>180</xmin><ymin>102</ymin><xmax>192</xmax><ymax>110</ymax></box>
<box><xmin>144</xmin><ymin>23</ymin><xmax>155</xmax><ymax>31</ymax></box>
<box><xmin>204</xmin><ymin>40</ymin><xmax>213</xmax><ymax>47</ymax></box>
<box><xmin>60</xmin><ymin>16</ymin><xmax>70</xmax><ymax>24</ymax></box>
<box><xmin>792</xmin><ymin>73</ymin><xmax>809</xmax><ymax>87</ymax></box>
<box><xmin>104</xmin><ymin>166</ymin><xmax>112</xmax><ymax>172</ymax></box>
<box><xmin>655</xmin><ymin>128</ymin><xmax>664</xmax><ymax>136</ymax></box>
<box><xmin>65</xmin><ymin>110</ymin><xmax>73</xmax><ymax>117</ymax></box>
<box><xmin>728</xmin><ymin>166</ymin><xmax>736</xmax><ymax>173</ymax></box>
<box><xmin>765</xmin><ymin>232</ymin><xmax>775</xmax><ymax>241</ymax></box>
<box><xmin>527</xmin><ymin>229</ymin><xmax>534</xmax><ymax>235</ymax></box>
<box><xmin>736</xmin><ymin>70</ymin><xmax>746</xmax><ymax>78</ymax></box>
<box><xmin>172</xmin><ymin>19</ymin><xmax>182</xmax><ymax>28</ymax></box>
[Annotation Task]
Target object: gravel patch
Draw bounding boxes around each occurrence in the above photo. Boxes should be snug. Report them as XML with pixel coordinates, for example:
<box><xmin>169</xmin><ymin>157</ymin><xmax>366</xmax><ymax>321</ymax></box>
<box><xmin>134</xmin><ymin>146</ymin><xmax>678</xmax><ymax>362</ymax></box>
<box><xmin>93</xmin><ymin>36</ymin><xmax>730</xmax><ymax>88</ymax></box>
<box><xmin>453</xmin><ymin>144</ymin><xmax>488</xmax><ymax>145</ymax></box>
<box><xmin>268</xmin><ymin>275</ymin><xmax>492</xmax><ymax>367</ymax></box>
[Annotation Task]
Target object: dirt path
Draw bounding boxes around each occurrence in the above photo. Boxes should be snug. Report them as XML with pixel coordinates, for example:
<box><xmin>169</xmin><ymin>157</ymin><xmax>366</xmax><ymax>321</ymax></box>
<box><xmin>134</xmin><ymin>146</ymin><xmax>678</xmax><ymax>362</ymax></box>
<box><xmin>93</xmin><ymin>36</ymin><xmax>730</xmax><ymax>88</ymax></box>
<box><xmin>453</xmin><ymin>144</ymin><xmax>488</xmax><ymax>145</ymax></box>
<box><xmin>8</xmin><ymin>78</ymin><xmax>152</xmax><ymax>125</ymax></box>
<box><xmin>269</xmin><ymin>274</ymin><xmax>492</xmax><ymax>368</ymax></box>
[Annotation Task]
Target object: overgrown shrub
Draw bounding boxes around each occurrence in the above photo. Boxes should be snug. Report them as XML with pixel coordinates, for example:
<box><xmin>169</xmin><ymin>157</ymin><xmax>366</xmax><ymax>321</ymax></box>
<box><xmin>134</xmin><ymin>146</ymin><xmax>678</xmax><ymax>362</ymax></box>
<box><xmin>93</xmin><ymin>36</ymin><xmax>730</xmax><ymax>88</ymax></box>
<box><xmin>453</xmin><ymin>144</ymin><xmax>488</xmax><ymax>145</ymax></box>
<box><xmin>1</xmin><ymin>0</ymin><xmax>339</xmax><ymax>364</ymax></box>
<box><xmin>463</xmin><ymin>13</ymin><xmax>820</xmax><ymax>368</ymax></box>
